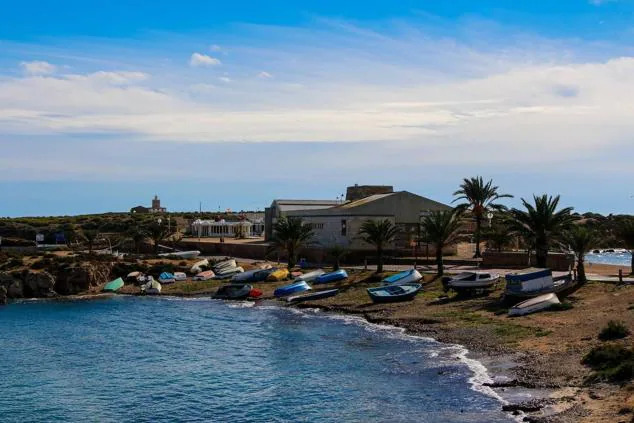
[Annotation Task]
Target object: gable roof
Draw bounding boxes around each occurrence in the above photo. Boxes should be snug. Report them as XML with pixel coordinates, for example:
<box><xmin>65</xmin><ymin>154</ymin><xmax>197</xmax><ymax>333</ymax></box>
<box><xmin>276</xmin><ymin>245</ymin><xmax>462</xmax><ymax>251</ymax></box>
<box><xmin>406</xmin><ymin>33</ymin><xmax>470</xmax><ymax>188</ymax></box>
<box><xmin>271</xmin><ymin>199</ymin><xmax>343</xmax><ymax>213</ymax></box>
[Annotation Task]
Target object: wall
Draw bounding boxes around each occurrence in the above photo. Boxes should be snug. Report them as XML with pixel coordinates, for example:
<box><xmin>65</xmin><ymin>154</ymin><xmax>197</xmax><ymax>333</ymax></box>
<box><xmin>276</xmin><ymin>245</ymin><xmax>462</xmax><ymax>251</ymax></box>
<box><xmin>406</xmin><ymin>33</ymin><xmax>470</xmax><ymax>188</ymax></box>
<box><xmin>302</xmin><ymin>215</ymin><xmax>395</xmax><ymax>250</ymax></box>
<box><xmin>481</xmin><ymin>251</ymin><xmax>574</xmax><ymax>271</ymax></box>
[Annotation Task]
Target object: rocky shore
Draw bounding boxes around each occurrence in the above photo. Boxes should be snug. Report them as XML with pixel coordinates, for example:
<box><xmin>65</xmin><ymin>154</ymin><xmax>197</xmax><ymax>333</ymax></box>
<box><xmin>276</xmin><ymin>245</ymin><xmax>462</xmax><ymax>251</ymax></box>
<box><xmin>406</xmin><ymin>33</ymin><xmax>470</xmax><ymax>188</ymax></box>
<box><xmin>2</xmin><ymin>253</ymin><xmax>632</xmax><ymax>423</ymax></box>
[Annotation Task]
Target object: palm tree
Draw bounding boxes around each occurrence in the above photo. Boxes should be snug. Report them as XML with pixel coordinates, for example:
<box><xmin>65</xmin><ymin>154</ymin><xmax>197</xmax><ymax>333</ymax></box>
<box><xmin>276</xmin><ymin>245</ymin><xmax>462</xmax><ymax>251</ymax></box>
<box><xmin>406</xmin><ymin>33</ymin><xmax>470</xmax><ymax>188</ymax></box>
<box><xmin>358</xmin><ymin>219</ymin><xmax>399</xmax><ymax>273</ymax></box>
<box><xmin>80</xmin><ymin>228</ymin><xmax>100</xmax><ymax>254</ymax></box>
<box><xmin>453</xmin><ymin>176</ymin><xmax>513</xmax><ymax>258</ymax></box>
<box><xmin>482</xmin><ymin>222</ymin><xmax>515</xmax><ymax>252</ymax></box>
<box><xmin>420</xmin><ymin>210</ymin><xmax>463</xmax><ymax>276</ymax></box>
<box><xmin>144</xmin><ymin>221</ymin><xmax>173</xmax><ymax>255</ymax></box>
<box><xmin>268</xmin><ymin>217</ymin><xmax>314</xmax><ymax>269</ymax></box>
<box><xmin>327</xmin><ymin>244</ymin><xmax>348</xmax><ymax>271</ymax></box>
<box><xmin>126</xmin><ymin>225</ymin><xmax>147</xmax><ymax>254</ymax></box>
<box><xmin>563</xmin><ymin>225</ymin><xmax>599</xmax><ymax>284</ymax></box>
<box><xmin>508</xmin><ymin>194</ymin><xmax>575</xmax><ymax>268</ymax></box>
<box><xmin>616</xmin><ymin>220</ymin><xmax>634</xmax><ymax>274</ymax></box>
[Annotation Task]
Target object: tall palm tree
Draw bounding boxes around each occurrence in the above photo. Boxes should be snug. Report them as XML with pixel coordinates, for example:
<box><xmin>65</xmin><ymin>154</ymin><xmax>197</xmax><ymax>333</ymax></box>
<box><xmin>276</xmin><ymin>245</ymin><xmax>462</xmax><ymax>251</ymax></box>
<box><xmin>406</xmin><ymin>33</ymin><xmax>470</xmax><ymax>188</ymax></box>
<box><xmin>562</xmin><ymin>225</ymin><xmax>599</xmax><ymax>284</ymax></box>
<box><xmin>616</xmin><ymin>220</ymin><xmax>634</xmax><ymax>274</ymax></box>
<box><xmin>420</xmin><ymin>210</ymin><xmax>463</xmax><ymax>276</ymax></box>
<box><xmin>508</xmin><ymin>195</ymin><xmax>575</xmax><ymax>268</ymax></box>
<box><xmin>144</xmin><ymin>221</ymin><xmax>173</xmax><ymax>255</ymax></box>
<box><xmin>268</xmin><ymin>217</ymin><xmax>314</xmax><ymax>269</ymax></box>
<box><xmin>358</xmin><ymin>219</ymin><xmax>399</xmax><ymax>273</ymax></box>
<box><xmin>482</xmin><ymin>222</ymin><xmax>515</xmax><ymax>252</ymax></box>
<box><xmin>453</xmin><ymin>176</ymin><xmax>513</xmax><ymax>258</ymax></box>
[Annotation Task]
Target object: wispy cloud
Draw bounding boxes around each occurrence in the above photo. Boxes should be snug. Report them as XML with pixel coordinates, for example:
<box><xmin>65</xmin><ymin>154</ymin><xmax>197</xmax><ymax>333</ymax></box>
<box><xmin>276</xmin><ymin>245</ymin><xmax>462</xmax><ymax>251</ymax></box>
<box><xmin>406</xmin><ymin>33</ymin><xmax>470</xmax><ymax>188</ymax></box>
<box><xmin>589</xmin><ymin>0</ymin><xmax>616</xmax><ymax>5</ymax></box>
<box><xmin>189</xmin><ymin>52</ymin><xmax>221</xmax><ymax>67</ymax></box>
<box><xmin>2</xmin><ymin>17</ymin><xmax>634</xmax><ymax>185</ymax></box>
<box><xmin>20</xmin><ymin>60</ymin><xmax>56</xmax><ymax>75</ymax></box>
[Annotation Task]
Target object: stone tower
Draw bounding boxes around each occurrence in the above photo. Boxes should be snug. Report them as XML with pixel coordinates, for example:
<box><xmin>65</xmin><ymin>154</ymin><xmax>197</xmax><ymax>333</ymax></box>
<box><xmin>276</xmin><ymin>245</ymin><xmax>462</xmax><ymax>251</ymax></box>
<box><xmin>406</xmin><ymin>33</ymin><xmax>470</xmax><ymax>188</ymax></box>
<box><xmin>152</xmin><ymin>195</ymin><xmax>161</xmax><ymax>210</ymax></box>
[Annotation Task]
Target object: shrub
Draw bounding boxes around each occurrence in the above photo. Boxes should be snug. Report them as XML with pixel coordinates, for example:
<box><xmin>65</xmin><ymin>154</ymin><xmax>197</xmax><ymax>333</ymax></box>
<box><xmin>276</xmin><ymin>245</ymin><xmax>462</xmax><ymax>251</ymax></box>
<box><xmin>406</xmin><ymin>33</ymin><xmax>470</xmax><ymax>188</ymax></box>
<box><xmin>582</xmin><ymin>344</ymin><xmax>634</xmax><ymax>383</ymax></box>
<box><xmin>599</xmin><ymin>320</ymin><xmax>631</xmax><ymax>341</ymax></box>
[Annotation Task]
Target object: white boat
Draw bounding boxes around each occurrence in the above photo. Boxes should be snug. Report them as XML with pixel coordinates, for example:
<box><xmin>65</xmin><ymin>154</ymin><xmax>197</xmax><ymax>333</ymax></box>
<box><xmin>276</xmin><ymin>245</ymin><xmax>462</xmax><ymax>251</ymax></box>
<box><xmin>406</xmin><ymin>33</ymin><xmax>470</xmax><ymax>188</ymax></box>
<box><xmin>141</xmin><ymin>279</ymin><xmax>162</xmax><ymax>295</ymax></box>
<box><xmin>173</xmin><ymin>272</ymin><xmax>187</xmax><ymax>281</ymax></box>
<box><xmin>213</xmin><ymin>259</ymin><xmax>237</xmax><ymax>271</ymax></box>
<box><xmin>136</xmin><ymin>274</ymin><xmax>154</xmax><ymax>284</ymax></box>
<box><xmin>445</xmin><ymin>272</ymin><xmax>499</xmax><ymax>291</ymax></box>
<box><xmin>215</xmin><ymin>266</ymin><xmax>244</xmax><ymax>279</ymax></box>
<box><xmin>505</xmin><ymin>268</ymin><xmax>574</xmax><ymax>299</ymax></box>
<box><xmin>191</xmin><ymin>259</ymin><xmax>209</xmax><ymax>274</ymax></box>
<box><xmin>295</xmin><ymin>269</ymin><xmax>325</xmax><ymax>282</ymax></box>
<box><xmin>382</xmin><ymin>269</ymin><xmax>423</xmax><ymax>286</ymax></box>
<box><xmin>600</xmin><ymin>248</ymin><xmax>630</xmax><ymax>254</ymax></box>
<box><xmin>509</xmin><ymin>293</ymin><xmax>560</xmax><ymax>316</ymax></box>
<box><xmin>158</xmin><ymin>250</ymin><xmax>201</xmax><ymax>259</ymax></box>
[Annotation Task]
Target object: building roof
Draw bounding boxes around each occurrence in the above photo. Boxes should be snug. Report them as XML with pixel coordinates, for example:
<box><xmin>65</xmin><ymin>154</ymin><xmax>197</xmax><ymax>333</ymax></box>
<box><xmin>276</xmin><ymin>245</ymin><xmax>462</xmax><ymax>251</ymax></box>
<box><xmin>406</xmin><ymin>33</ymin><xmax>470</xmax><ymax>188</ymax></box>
<box><xmin>337</xmin><ymin>193</ymin><xmax>394</xmax><ymax>209</ymax></box>
<box><xmin>271</xmin><ymin>199</ymin><xmax>343</xmax><ymax>213</ymax></box>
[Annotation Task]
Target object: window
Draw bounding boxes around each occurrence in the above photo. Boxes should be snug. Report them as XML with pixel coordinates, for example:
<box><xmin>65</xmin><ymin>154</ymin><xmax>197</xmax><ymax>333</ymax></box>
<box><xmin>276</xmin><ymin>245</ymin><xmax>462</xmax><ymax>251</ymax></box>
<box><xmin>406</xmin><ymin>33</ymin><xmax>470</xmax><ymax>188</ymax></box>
<box><xmin>306</xmin><ymin>223</ymin><xmax>324</xmax><ymax>230</ymax></box>
<box><xmin>341</xmin><ymin>219</ymin><xmax>347</xmax><ymax>236</ymax></box>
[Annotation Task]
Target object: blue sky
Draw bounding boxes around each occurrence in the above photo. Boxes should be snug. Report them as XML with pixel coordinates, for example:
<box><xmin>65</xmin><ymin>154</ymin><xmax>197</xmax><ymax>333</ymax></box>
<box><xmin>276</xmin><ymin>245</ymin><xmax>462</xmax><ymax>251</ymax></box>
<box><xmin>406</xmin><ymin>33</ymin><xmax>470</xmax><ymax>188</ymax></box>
<box><xmin>1</xmin><ymin>0</ymin><xmax>634</xmax><ymax>216</ymax></box>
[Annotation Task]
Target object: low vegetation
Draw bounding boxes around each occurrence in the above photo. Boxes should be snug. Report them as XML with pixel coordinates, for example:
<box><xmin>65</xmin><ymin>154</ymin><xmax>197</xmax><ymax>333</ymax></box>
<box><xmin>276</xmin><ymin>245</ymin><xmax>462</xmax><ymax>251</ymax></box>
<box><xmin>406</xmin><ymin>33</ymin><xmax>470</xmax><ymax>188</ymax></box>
<box><xmin>582</xmin><ymin>344</ymin><xmax>634</xmax><ymax>383</ymax></box>
<box><xmin>598</xmin><ymin>320</ymin><xmax>631</xmax><ymax>341</ymax></box>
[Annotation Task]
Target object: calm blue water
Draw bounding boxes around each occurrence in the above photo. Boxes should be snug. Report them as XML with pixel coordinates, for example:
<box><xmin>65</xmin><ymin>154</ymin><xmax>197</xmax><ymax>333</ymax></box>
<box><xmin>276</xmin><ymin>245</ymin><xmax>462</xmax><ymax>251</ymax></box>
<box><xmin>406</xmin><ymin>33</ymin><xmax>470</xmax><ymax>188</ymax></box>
<box><xmin>585</xmin><ymin>251</ymin><xmax>632</xmax><ymax>266</ymax></box>
<box><xmin>0</xmin><ymin>297</ymin><xmax>511</xmax><ymax>423</ymax></box>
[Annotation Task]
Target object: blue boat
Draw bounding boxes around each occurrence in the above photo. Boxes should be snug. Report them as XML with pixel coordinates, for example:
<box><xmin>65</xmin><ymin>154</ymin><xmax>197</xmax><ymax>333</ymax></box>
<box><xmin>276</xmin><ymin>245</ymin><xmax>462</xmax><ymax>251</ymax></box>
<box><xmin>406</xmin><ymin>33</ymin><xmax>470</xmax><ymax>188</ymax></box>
<box><xmin>248</xmin><ymin>268</ymin><xmax>275</xmax><ymax>282</ymax></box>
<box><xmin>367</xmin><ymin>283</ymin><xmax>422</xmax><ymax>303</ymax></box>
<box><xmin>382</xmin><ymin>269</ymin><xmax>422</xmax><ymax>285</ymax></box>
<box><xmin>274</xmin><ymin>280</ymin><xmax>312</xmax><ymax>298</ymax></box>
<box><xmin>286</xmin><ymin>289</ymin><xmax>339</xmax><ymax>303</ymax></box>
<box><xmin>158</xmin><ymin>272</ymin><xmax>175</xmax><ymax>284</ymax></box>
<box><xmin>314</xmin><ymin>269</ymin><xmax>348</xmax><ymax>284</ymax></box>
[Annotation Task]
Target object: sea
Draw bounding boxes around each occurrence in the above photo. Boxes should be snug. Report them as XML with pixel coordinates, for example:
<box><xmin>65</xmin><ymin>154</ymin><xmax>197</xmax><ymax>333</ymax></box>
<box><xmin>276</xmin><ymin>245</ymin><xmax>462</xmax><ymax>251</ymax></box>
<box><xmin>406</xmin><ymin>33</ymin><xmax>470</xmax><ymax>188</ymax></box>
<box><xmin>0</xmin><ymin>297</ymin><xmax>512</xmax><ymax>423</ymax></box>
<box><xmin>585</xmin><ymin>251</ymin><xmax>632</xmax><ymax>267</ymax></box>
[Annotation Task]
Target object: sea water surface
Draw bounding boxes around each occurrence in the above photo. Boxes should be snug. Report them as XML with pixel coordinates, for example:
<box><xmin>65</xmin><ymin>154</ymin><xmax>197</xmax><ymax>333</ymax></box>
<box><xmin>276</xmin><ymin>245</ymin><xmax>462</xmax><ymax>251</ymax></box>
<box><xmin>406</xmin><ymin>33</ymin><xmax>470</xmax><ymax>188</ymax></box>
<box><xmin>0</xmin><ymin>297</ymin><xmax>511</xmax><ymax>422</ymax></box>
<box><xmin>585</xmin><ymin>251</ymin><xmax>632</xmax><ymax>267</ymax></box>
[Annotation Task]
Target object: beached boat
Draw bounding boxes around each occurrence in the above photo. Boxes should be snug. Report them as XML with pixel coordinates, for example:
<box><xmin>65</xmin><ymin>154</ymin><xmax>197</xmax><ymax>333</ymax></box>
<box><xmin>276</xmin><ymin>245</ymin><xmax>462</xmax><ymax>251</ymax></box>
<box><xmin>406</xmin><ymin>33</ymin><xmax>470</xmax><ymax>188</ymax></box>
<box><xmin>504</xmin><ymin>268</ymin><xmax>575</xmax><ymax>300</ymax></box>
<box><xmin>296</xmin><ymin>269</ymin><xmax>325</xmax><ymax>282</ymax></box>
<box><xmin>445</xmin><ymin>272</ymin><xmax>499</xmax><ymax>292</ymax></box>
<box><xmin>158</xmin><ymin>272</ymin><xmax>175</xmax><ymax>284</ymax></box>
<box><xmin>126</xmin><ymin>271</ymin><xmax>142</xmax><ymax>283</ymax></box>
<box><xmin>141</xmin><ymin>279</ymin><xmax>162</xmax><ymax>295</ymax></box>
<box><xmin>267</xmin><ymin>268</ymin><xmax>290</xmax><ymax>282</ymax></box>
<box><xmin>249</xmin><ymin>267</ymin><xmax>275</xmax><ymax>282</ymax></box>
<box><xmin>382</xmin><ymin>269</ymin><xmax>423</xmax><ymax>286</ymax></box>
<box><xmin>193</xmin><ymin>270</ymin><xmax>215</xmax><ymax>281</ymax></box>
<box><xmin>136</xmin><ymin>274</ymin><xmax>153</xmax><ymax>285</ymax></box>
<box><xmin>173</xmin><ymin>272</ymin><xmax>187</xmax><ymax>281</ymax></box>
<box><xmin>249</xmin><ymin>288</ymin><xmax>263</xmax><ymax>298</ymax></box>
<box><xmin>215</xmin><ymin>266</ymin><xmax>244</xmax><ymax>279</ymax></box>
<box><xmin>314</xmin><ymin>269</ymin><xmax>348</xmax><ymax>284</ymax></box>
<box><xmin>232</xmin><ymin>268</ymin><xmax>263</xmax><ymax>283</ymax></box>
<box><xmin>367</xmin><ymin>283</ymin><xmax>422</xmax><ymax>303</ymax></box>
<box><xmin>286</xmin><ymin>288</ymin><xmax>339</xmax><ymax>303</ymax></box>
<box><xmin>190</xmin><ymin>259</ymin><xmax>209</xmax><ymax>274</ymax></box>
<box><xmin>274</xmin><ymin>280</ymin><xmax>312</xmax><ymax>298</ymax></box>
<box><xmin>103</xmin><ymin>277</ymin><xmax>124</xmax><ymax>292</ymax></box>
<box><xmin>213</xmin><ymin>284</ymin><xmax>253</xmax><ymax>300</ymax></box>
<box><xmin>508</xmin><ymin>293</ymin><xmax>560</xmax><ymax>316</ymax></box>
<box><xmin>213</xmin><ymin>259</ymin><xmax>236</xmax><ymax>271</ymax></box>
<box><xmin>158</xmin><ymin>250</ymin><xmax>201</xmax><ymax>259</ymax></box>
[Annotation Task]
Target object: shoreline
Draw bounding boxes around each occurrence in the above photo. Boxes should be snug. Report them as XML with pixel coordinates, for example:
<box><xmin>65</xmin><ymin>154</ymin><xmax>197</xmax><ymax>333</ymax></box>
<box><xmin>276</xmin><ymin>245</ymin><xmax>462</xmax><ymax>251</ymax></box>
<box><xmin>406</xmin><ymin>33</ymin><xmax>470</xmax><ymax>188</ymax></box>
<box><xmin>4</xmin><ymin>259</ymin><xmax>633</xmax><ymax>422</ymax></box>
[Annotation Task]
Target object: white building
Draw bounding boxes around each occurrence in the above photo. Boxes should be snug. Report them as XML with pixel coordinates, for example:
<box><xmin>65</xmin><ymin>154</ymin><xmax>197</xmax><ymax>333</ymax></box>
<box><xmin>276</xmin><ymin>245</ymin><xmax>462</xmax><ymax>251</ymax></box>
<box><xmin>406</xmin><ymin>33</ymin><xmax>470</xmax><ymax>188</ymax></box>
<box><xmin>190</xmin><ymin>219</ymin><xmax>264</xmax><ymax>238</ymax></box>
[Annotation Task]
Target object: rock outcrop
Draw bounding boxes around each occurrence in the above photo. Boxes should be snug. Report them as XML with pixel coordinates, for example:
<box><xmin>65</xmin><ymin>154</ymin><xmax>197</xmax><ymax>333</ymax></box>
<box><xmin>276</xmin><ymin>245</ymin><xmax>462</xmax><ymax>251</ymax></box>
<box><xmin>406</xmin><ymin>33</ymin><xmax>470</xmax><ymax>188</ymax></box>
<box><xmin>0</xmin><ymin>272</ymin><xmax>22</xmax><ymax>298</ymax></box>
<box><xmin>54</xmin><ymin>263</ymin><xmax>112</xmax><ymax>295</ymax></box>
<box><xmin>24</xmin><ymin>272</ymin><xmax>56</xmax><ymax>298</ymax></box>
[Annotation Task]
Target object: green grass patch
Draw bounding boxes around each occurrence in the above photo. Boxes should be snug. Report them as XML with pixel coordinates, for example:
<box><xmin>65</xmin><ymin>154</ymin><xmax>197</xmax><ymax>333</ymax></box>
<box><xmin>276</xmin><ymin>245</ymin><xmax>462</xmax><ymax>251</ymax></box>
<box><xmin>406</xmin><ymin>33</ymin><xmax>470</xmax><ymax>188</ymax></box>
<box><xmin>599</xmin><ymin>320</ymin><xmax>631</xmax><ymax>341</ymax></box>
<box><xmin>582</xmin><ymin>344</ymin><xmax>634</xmax><ymax>384</ymax></box>
<box><xmin>535</xmin><ymin>329</ymin><xmax>553</xmax><ymax>337</ymax></box>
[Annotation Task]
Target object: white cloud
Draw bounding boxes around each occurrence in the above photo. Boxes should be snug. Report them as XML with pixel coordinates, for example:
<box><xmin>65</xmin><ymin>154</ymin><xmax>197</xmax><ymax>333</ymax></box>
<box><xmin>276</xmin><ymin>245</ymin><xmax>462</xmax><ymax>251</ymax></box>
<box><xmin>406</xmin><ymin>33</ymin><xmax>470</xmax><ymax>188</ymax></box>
<box><xmin>210</xmin><ymin>44</ymin><xmax>222</xmax><ymax>51</ymax></box>
<box><xmin>20</xmin><ymin>60</ymin><xmax>56</xmax><ymax>75</ymax></box>
<box><xmin>257</xmin><ymin>71</ymin><xmax>272</xmax><ymax>78</ymax></box>
<box><xmin>218</xmin><ymin>76</ymin><xmax>231</xmax><ymax>83</ymax></box>
<box><xmin>189</xmin><ymin>53</ymin><xmax>221</xmax><ymax>67</ymax></box>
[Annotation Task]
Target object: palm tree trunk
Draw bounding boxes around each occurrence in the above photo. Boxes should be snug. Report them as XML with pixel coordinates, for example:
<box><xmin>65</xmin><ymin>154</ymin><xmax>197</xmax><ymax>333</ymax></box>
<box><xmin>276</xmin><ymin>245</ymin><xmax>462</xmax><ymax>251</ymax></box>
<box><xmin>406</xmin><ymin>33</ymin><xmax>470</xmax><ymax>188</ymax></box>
<box><xmin>287</xmin><ymin>244</ymin><xmax>295</xmax><ymax>269</ymax></box>
<box><xmin>436</xmin><ymin>244</ymin><xmax>444</xmax><ymax>276</ymax></box>
<box><xmin>474</xmin><ymin>216</ymin><xmax>482</xmax><ymax>258</ymax></box>
<box><xmin>536</xmin><ymin>243</ymin><xmax>548</xmax><ymax>268</ymax></box>
<box><xmin>154</xmin><ymin>241</ymin><xmax>159</xmax><ymax>255</ymax></box>
<box><xmin>577</xmin><ymin>257</ymin><xmax>586</xmax><ymax>284</ymax></box>
<box><xmin>377</xmin><ymin>246</ymin><xmax>383</xmax><ymax>273</ymax></box>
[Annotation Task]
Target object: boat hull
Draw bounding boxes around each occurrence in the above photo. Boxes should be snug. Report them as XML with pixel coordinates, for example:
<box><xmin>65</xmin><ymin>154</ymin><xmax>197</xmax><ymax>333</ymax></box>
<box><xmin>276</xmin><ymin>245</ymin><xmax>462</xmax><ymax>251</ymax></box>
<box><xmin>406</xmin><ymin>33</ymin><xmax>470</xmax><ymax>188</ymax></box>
<box><xmin>367</xmin><ymin>283</ymin><xmax>421</xmax><ymax>303</ymax></box>
<box><xmin>274</xmin><ymin>281</ymin><xmax>312</xmax><ymax>298</ymax></box>
<box><xmin>286</xmin><ymin>289</ymin><xmax>339</xmax><ymax>303</ymax></box>
<box><xmin>382</xmin><ymin>269</ymin><xmax>423</xmax><ymax>286</ymax></box>
<box><xmin>509</xmin><ymin>293</ymin><xmax>560</xmax><ymax>316</ymax></box>
<box><xmin>103</xmin><ymin>277</ymin><xmax>124</xmax><ymax>292</ymax></box>
<box><xmin>314</xmin><ymin>270</ymin><xmax>348</xmax><ymax>284</ymax></box>
<box><xmin>213</xmin><ymin>284</ymin><xmax>253</xmax><ymax>300</ymax></box>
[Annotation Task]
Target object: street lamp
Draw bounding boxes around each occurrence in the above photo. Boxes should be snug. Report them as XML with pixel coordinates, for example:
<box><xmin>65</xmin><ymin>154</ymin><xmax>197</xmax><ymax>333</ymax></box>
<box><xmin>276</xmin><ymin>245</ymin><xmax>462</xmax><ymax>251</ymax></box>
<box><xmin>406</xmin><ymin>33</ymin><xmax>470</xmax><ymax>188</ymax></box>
<box><xmin>487</xmin><ymin>212</ymin><xmax>493</xmax><ymax>227</ymax></box>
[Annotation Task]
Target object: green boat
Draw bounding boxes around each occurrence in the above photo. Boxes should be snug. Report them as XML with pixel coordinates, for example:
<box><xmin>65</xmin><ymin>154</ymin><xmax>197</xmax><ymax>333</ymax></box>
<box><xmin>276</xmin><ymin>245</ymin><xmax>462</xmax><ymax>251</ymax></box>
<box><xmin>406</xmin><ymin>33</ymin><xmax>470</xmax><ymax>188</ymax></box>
<box><xmin>103</xmin><ymin>277</ymin><xmax>124</xmax><ymax>292</ymax></box>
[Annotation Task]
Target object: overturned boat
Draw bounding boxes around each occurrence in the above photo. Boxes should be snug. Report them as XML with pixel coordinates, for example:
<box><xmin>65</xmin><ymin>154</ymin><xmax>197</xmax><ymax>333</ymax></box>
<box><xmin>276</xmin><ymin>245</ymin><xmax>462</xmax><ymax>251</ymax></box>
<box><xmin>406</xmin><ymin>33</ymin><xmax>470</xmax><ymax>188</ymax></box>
<box><xmin>141</xmin><ymin>279</ymin><xmax>162</xmax><ymax>295</ymax></box>
<box><xmin>508</xmin><ymin>293</ymin><xmax>560</xmax><ymax>316</ymax></box>
<box><xmin>504</xmin><ymin>268</ymin><xmax>575</xmax><ymax>301</ymax></box>
<box><xmin>274</xmin><ymin>280</ymin><xmax>312</xmax><ymax>298</ymax></box>
<box><xmin>444</xmin><ymin>272</ymin><xmax>499</xmax><ymax>292</ymax></box>
<box><xmin>382</xmin><ymin>269</ymin><xmax>423</xmax><ymax>286</ymax></box>
<box><xmin>213</xmin><ymin>284</ymin><xmax>253</xmax><ymax>300</ymax></box>
<box><xmin>286</xmin><ymin>289</ymin><xmax>339</xmax><ymax>303</ymax></box>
